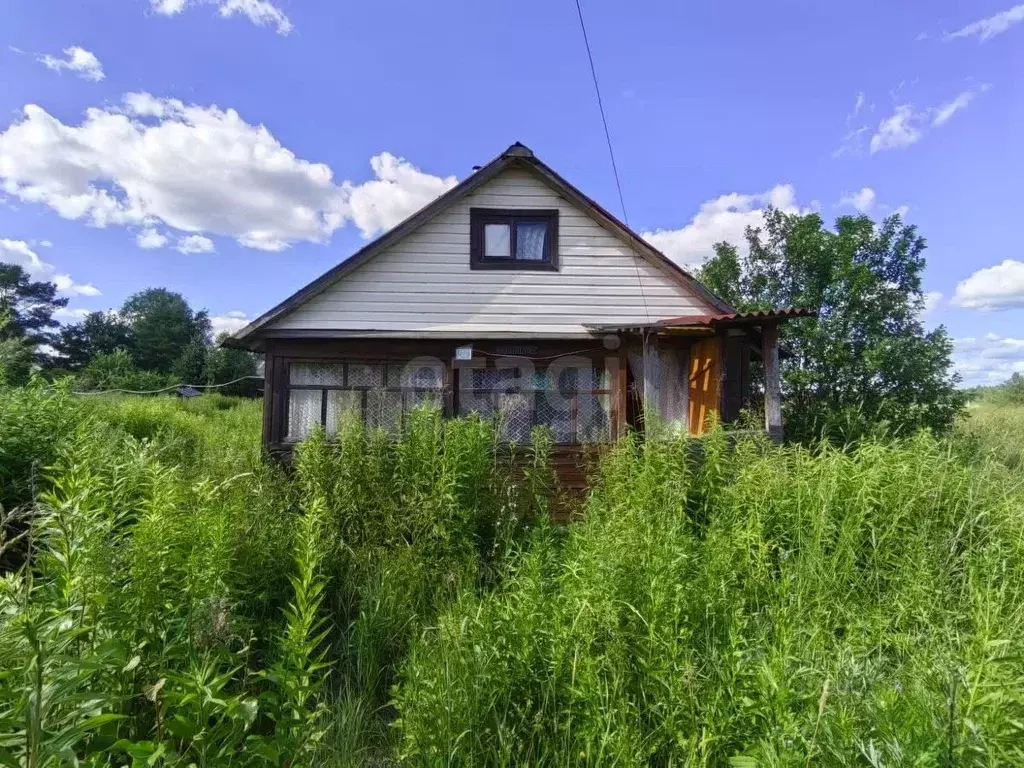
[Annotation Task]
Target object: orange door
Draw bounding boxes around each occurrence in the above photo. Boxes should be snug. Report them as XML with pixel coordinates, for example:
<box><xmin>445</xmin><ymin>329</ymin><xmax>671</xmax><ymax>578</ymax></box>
<box><xmin>688</xmin><ymin>338</ymin><xmax>721</xmax><ymax>436</ymax></box>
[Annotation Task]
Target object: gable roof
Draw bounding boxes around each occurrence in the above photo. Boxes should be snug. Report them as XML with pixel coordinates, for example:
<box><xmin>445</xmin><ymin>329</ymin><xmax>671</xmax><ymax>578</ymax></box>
<box><xmin>225</xmin><ymin>142</ymin><xmax>735</xmax><ymax>350</ymax></box>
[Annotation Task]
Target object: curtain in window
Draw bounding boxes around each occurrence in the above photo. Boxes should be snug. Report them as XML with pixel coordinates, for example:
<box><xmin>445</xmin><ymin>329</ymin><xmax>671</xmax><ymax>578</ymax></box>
<box><xmin>515</xmin><ymin>222</ymin><xmax>547</xmax><ymax>261</ymax></box>
<box><xmin>326</xmin><ymin>390</ymin><xmax>361</xmax><ymax>437</ymax></box>
<box><xmin>484</xmin><ymin>224</ymin><xmax>511</xmax><ymax>257</ymax></box>
<box><xmin>658</xmin><ymin>347</ymin><xmax>688</xmax><ymax>432</ymax></box>
<box><xmin>287</xmin><ymin>389</ymin><xmax>321</xmax><ymax>441</ymax></box>
<box><xmin>285</xmin><ymin>360</ymin><xmax>442</xmax><ymax>442</ymax></box>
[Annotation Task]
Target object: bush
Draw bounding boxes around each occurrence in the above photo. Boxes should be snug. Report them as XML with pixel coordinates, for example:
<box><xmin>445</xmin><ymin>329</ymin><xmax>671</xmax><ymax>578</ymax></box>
<box><xmin>76</xmin><ymin>349</ymin><xmax>175</xmax><ymax>393</ymax></box>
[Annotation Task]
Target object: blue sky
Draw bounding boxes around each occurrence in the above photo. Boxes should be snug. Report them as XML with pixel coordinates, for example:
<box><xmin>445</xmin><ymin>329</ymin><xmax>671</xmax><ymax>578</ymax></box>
<box><xmin>1</xmin><ymin>0</ymin><xmax>1022</xmax><ymax>385</ymax></box>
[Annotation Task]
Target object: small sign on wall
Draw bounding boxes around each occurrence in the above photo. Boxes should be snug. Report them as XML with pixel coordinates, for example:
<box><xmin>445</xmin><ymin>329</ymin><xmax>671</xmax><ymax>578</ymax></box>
<box><xmin>455</xmin><ymin>345</ymin><xmax>473</xmax><ymax>361</ymax></box>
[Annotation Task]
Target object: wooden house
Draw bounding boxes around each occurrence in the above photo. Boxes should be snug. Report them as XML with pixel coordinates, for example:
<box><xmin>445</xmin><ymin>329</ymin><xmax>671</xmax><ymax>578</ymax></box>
<box><xmin>226</xmin><ymin>143</ymin><xmax>812</xmax><ymax>486</ymax></box>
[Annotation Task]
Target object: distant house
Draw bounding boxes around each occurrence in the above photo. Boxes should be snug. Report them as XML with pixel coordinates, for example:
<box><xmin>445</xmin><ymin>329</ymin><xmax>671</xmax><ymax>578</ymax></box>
<box><xmin>226</xmin><ymin>143</ymin><xmax>810</xmax><ymax>482</ymax></box>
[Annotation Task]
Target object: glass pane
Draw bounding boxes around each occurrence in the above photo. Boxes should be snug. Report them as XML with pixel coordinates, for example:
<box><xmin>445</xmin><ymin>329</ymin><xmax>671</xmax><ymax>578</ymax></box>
<box><xmin>536</xmin><ymin>390</ymin><xmax>572</xmax><ymax>443</ymax></box>
<box><xmin>554</xmin><ymin>365</ymin><xmax>607</xmax><ymax>392</ymax></box>
<box><xmin>458</xmin><ymin>390</ymin><xmax>497</xmax><ymax>418</ymax></box>
<box><xmin>529</xmin><ymin>370</ymin><xmax>555</xmax><ymax>391</ymax></box>
<box><xmin>366</xmin><ymin>390</ymin><xmax>402</xmax><ymax>434</ymax></box>
<box><xmin>348</xmin><ymin>363</ymin><xmax>383</xmax><ymax>388</ymax></box>
<box><xmin>287</xmin><ymin>390</ymin><xmax>321</xmax><ymax>441</ymax></box>
<box><xmin>388</xmin><ymin>362</ymin><xmax>444</xmax><ymax>389</ymax></box>
<box><xmin>468</xmin><ymin>367</ymin><xmax>518</xmax><ymax>391</ymax></box>
<box><xmin>515</xmin><ymin>221</ymin><xmax>548</xmax><ymax>261</ymax></box>
<box><xmin>577</xmin><ymin>393</ymin><xmax>611</xmax><ymax>444</ymax></box>
<box><xmin>326</xmin><ymin>390</ymin><xmax>361</xmax><ymax>438</ymax></box>
<box><xmin>484</xmin><ymin>223</ymin><xmax>511</xmax><ymax>258</ymax></box>
<box><xmin>289</xmin><ymin>362</ymin><xmax>343</xmax><ymax>386</ymax></box>
<box><xmin>405</xmin><ymin>390</ymin><xmax>442</xmax><ymax>412</ymax></box>
<box><xmin>497</xmin><ymin>392</ymin><xmax>533</xmax><ymax>444</ymax></box>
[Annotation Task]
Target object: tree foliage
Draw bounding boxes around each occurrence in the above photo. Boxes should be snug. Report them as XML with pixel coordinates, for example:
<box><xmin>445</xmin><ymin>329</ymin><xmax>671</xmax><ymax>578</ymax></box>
<box><xmin>699</xmin><ymin>209</ymin><xmax>964</xmax><ymax>441</ymax></box>
<box><xmin>0</xmin><ymin>310</ymin><xmax>34</xmax><ymax>386</ymax></box>
<box><xmin>50</xmin><ymin>292</ymin><xmax>258</xmax><ymax>395</ymax></box>
<box><xmin>121</xmin><ymin>288</ymin><xmax>211</xmax><ymax>373</ymax></box>
<box><xmin>55</xmin><ymin>311</ymin><xmax>133</xmax><ymax>371</ymax></box>
<box><xmin>0</xmin><ymin>263</ymin><xmax>68</xmax><ymax>350</ymax></box>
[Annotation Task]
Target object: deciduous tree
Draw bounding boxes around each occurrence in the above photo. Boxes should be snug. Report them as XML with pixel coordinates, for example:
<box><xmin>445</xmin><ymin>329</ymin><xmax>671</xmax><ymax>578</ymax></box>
<box><xmin>699</xmin><ymin>209</ymin><xmax>963</xmax><ymax>441</ymax></box>
<box><xmin>0</xmin><ymin>263</ymin><xmax>68</xmax><ymax>346</ymax></box>
<box><xmin>121</xmin><ymin>288</ymin><xmax>211</xmax><ymax>373</ymax></box>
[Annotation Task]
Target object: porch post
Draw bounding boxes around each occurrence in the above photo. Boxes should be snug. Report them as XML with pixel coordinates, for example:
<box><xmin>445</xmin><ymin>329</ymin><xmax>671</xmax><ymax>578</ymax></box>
<box><xmin>642</xmin><ymin>333</ymin><xmax>659</xmax><ymax>420</ymax></box>
<box><xmin>679</xmin><ymin>344</ymin><xmax>690</xmax><ymax>435</ymax></box>
<box><xmin>762</xmin><ymin>323</ymin><xmax>783</xmax><ymax>441</ymax></box>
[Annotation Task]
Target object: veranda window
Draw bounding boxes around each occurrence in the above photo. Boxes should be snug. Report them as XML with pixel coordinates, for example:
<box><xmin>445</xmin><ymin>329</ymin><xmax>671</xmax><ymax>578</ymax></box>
<box><xmin>457</xmin><ymin>363</ymin><xmax>612</xmax><ymax>444</ymax></box>
<box><xmin>285</xmin><ymin>360</ymin><xmax>444</xmax><ymax>442</ymax></box>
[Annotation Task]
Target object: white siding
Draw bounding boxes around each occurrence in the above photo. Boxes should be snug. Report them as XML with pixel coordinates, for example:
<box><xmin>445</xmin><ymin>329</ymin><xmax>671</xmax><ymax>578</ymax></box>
<box><xmin>271</xmin><ymin>169</ymin><xmax>714</xmax><ymax>336</ymax></box>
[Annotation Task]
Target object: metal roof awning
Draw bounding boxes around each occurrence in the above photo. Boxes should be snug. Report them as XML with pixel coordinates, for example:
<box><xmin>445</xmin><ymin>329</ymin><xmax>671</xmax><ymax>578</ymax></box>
<box><xmin>586</xmin><ymin>307</ymin><xmax>817</xmax><ymax>335</ymax></box>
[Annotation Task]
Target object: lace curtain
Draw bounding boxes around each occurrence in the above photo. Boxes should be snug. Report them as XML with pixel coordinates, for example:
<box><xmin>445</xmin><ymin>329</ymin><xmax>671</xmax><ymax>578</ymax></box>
<box><xmin>515</xmin><ymin>222</ymin><xmax>547</xmax><ymax>261</ymax></box>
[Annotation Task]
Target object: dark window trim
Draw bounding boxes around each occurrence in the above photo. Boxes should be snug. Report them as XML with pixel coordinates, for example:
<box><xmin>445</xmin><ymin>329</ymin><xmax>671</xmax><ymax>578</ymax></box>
<box><xmin>282</xmin><ymin>358</ymin><xmax>446</xmax><ymax>441</ymax></box>
<box><xmin>470</xmin><ymin>208</ymin><xmax>559</xmax><ymax>271</ymax></box>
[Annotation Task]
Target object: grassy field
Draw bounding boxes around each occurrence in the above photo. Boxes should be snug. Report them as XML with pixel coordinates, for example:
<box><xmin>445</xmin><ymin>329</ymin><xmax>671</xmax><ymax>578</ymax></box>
<box><xmin>1</xmin><ymin>383</ymin><xmax>1022</xmax><ymax>766</ymax></box>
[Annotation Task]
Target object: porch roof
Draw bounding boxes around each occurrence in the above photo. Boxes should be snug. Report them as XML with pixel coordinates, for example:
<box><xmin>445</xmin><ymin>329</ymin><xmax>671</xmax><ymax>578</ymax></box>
<box><xmin>585</xmin><ymin>307</ymin><xmax>817</xmax><ymax>335</ymax></box>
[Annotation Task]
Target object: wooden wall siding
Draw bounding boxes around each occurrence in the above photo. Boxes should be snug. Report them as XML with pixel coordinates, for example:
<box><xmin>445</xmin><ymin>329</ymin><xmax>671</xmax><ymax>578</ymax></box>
<box><xmin>268</xmin><ymin>169</ymin><xmax>716</xmax><ymax>336</ymax></box>
<box><xmin>688</xmin><ymin>337</ymin><xmax>722</xmax><ymax>436</ymax></box>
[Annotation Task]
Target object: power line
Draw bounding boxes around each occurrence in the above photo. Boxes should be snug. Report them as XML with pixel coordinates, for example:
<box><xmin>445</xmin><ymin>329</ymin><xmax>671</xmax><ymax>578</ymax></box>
<box><xmin>572</xmin><ymin>0</ymin><xmax>651</xmax><ymax>324</ymax></box>
<box><xmin>573</xmin><ymin>0</ymin><xmax>629</xmax><ymax>227</ymax></box>
<box><xmin>71</xmin><ymin>374</ymin><xmax>263</xmax><ymax>397</ymax></box>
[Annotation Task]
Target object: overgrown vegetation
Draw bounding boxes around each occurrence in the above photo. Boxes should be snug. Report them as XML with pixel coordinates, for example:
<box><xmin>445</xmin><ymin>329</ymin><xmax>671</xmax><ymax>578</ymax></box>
<box><xmin>699</xmin><ymin>209</ymin><xmax>964</xmax><ymax>443</ymax></box>
<box><xmin>1</xmin><ymin>386</ymin><xmax>1022</xmax><ymax>765</ymax></box>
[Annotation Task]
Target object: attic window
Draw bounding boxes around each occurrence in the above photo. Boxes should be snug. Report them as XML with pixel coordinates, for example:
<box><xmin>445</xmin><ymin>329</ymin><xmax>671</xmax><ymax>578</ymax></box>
<box><xmin>470</xmin><ymin>208</ymin><xmax>558</xmax><ymax>270</ymax></box>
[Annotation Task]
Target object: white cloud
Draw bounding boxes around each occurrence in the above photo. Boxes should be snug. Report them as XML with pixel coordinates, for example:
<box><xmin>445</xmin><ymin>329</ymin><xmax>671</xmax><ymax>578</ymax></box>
<box><xmin>642</xmin><ymin>184</ymin><xmax>807</xmax><ymax>268</ymax></box>
<box><xmin>870</xmin><ymin>105</ymin><xmax>923</xmax><ymax>153</ymax></box>
<box><xmin>345</xmin><ymin>152</ymin><xmax>458</xmax><ymax>239</ymax></box>
<box><xmin>846</xmin><ymin>92</ymin><xmax>867</xmax><ymax>123</ymax></box>
<box><xmin>53</xmin><ymin>307</ymin><xmax>90</xmax><ymax>322</ymax></box>
<box><xmin>952</xmin><ymin>260</ymin><xmax>1024</xmax><ymax>310</ymax></box>
<box><xmin>54</xmin><ymin>274</ymin><xmax>101</xmax><ymax>296</ymax></box>
<box><xmin>150</xmin><ymin>0</ymin><xmax>293</xmax><ymax>35</ymax></box>
<box><xmin>0</xmin><ymin>94</ymin><xmax>456</xmax><ymax>252</ymax></box>
<box><xmin>833</xmin><ymin>126</ymin><xmax>870</xmax><ymax>158</ymax></box>
<box><xmin>923</xmin><ymin>291</ymin><xmax>943</xmax><ymax>315</ymax></box>
<box><xmin>136</xmin><ymin>228</ymin><xmax>169</xmax><ymax>249</ymax></box>
<box><xmin>932</xmin><ymin>85</ymin><xmax>991</xmax><ymax>126</ymax></box>
<box><xmin>0</xmin><ymin>238</ymin><xmax>99</xmax><ymax>296</ymax></box>
<box><xmin>176</xmin><ymin>234</ymin><xmax>215</xmax><ymax>254</ymax></box>
<box><xmin>866</xmin><ymin>85</ymin><xmax>989</xmax><ymax>154</ymax></box>
<box><xmin>954</xmin><ymin>334</ymin><xmax>1024</xmax><ymax>387</ymax></box>
<box><xmin>839</xmin><ymin>187</ymin><xmax>877</xmax><ymax>213</ymax></box>
<box><xmin>211</xmin><ymin>310</ymin><xmax>250</xmax><ymax>336</ymax></box>
<box><xmin>38</xmin><ymin>46</ymin><xmax>104</xmax><ymax>82</ymax></box>
<box><xmin>945</xmin><ymin>4</ymin><xmax>1024</xmax><ymax>42</ymax></box>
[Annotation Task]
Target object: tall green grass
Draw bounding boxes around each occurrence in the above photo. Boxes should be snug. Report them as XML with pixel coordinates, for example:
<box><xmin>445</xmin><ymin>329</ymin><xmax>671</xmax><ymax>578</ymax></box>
<box><xmin>0</xmin><ymin>389</ymin><xmax>548</xmax><ymax>765</ymax></box>
<box><xmin>960</xmin><ymin>401</ymin><xmax>1024</xmax><ymax>471</ymax></box>
<box><xmin>2</xmin><ymin>386</ymin><xmax>1023</xmax><ymax>765</ymax></box>
<box><xmin>395</xmin><ymin>430</ymin><xmax>1024</xmax><ymax>765</ymax></box>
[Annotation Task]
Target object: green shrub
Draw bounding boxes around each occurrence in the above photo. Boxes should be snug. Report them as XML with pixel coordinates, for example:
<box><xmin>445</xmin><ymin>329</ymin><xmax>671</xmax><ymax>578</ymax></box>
<box><xmin>395</xmin><ymin>430</ymin><xmax>1024</xmax><ymax>766</ymax></box>
<box><xmin>0</xmin><ymin>380</ymin><xmax>81</xmax><ymax>513</ymax></box>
